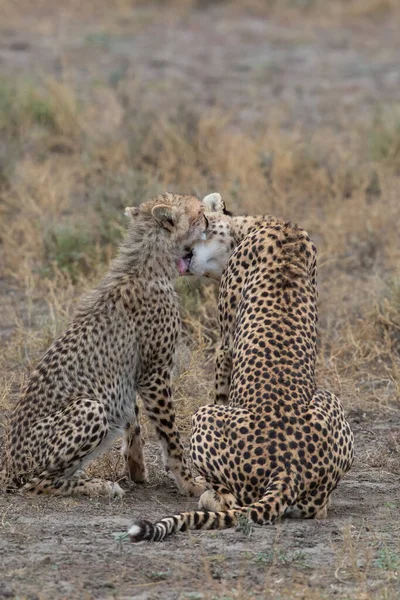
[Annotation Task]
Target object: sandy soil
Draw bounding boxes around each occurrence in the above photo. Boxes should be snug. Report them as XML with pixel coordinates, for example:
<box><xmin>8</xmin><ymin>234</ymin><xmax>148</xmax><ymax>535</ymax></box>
<box><xmin>1</xmin><ymin>413</ymin><xmax>399</xmax><ymax>600</ymax></box>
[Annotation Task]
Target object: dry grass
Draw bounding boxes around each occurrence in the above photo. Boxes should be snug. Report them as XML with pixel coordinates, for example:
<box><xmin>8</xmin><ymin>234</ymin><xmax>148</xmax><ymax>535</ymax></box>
<box><xmin>0</xmin><ymin>65</ymin><xmax>399</xmax><ymax>434</ymax></box>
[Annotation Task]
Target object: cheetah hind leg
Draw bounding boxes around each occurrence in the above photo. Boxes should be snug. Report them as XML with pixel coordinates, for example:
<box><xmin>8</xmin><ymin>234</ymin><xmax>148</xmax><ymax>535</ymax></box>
<box><xmin>285</xmin><ymin>490</ymin><xmax>331</xmax><ymax>520</ymax></box>
<box><xmin>21</xmin><ymin>397</ymin><xmax>124</xmax><ymax>498</ymax></box>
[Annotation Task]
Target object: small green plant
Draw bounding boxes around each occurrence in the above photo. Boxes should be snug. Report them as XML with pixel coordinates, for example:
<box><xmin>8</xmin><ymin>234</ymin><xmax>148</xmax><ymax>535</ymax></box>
<box><xmin>278</xmin><ymin>549</ymin><xmax>307</xmax><ymax>565</ymax></box>
<box><xmin>367</xmin><ymin>107</ymin><xmax>400</xmax><ymax>162</ymax></box>
<box><xmin>146</xmin><ymin>569</ymin><xmax>171</xmax><ymax>581</ymax></box>
<box><xmin>208</xmin><ymin>554</ymin><xmax>226</xmax><ymax>563</ymax></box>
<box><xmin>43</xmin><ymin>222</ymin><xmax>97</xmax><ymax>280</ymax></box>
<box><xmin>374</xmin><ymin>547</ymin><xmax>400</xmax><ymax>571</ymax></box>
<box><xmin>251</xmin><ymin>549</ymin><xmax>307</xmax><ymax>566</ymax></box>
<box><xmin>24</xmin><ymin>93</ymin><xmax>55</xmax><ymax>128</ymax></box>
<box><xmin>0</xmin><ymin>78</ymin><xmax>14</xmax><ymax>129</ymax></box>
<box><xmin>112</xmin><ymin>531</ymin><xmax>130</xmax><ymax>551</ymax></box>
<box><xmin>255</xmin><ymin>551</ymin><xmax>273</xmax><ymax>564</ymax></box>
<box><xmin>237</xmin><ymin>512</ymin><xmax>253</xmax><ymax>537</ymax></box>
<box><xmin>0</xmin><ymin>77</ymin><xmax>56</xmax><ymax>133</ymax></box>
<box><xmin>85</xmin><ymin>32</ymin><xmax>113</xmax><ymax>49</ymax></box>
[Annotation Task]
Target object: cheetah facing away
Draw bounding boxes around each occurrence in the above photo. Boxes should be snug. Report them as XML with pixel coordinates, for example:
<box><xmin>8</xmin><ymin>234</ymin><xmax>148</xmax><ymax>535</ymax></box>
<box><xmin>5</xmin><ymin>193</ymin><xmax>210</xmax><ymax>498</ymax></box>
<box><xmin>128</xmin><ymin>194</ymin><xmax>354</xmax><ymax>541</ymax></box>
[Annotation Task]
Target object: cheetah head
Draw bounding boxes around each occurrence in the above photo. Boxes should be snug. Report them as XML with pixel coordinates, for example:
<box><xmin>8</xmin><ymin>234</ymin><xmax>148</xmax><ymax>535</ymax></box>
<box><xmin>125</xmin><ymin>193</ymin><xmax>209</xmax><ymax>271</ymax></box>
<box><xmin>177</xmin><ymin>192</ymin><xmax>234</xmax><ymax>280</ymax></box>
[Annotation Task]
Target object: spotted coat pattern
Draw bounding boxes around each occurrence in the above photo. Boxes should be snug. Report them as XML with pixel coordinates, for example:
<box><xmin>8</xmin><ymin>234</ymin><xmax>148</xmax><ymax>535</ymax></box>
<box><xmin>5</xmin><ymin>193</ymin><xmax>209</xmax><ymax>497</ymax></box>
<box><xmin>128</xmin><ymin>208</ymin><xmax>354</xmax><ymax>541</ymax></box>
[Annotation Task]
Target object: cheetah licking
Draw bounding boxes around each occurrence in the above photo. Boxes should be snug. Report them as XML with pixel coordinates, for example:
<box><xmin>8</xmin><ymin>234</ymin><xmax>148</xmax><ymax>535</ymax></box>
<box><xmin>5</xmin><ymin>193</ymin><xmax>210</xmax><ymax>497</ymax></box>
<box><xmin>128</xmin><ymin>194</ymin><xmax>354</xmax><ymax>540</ymax></box>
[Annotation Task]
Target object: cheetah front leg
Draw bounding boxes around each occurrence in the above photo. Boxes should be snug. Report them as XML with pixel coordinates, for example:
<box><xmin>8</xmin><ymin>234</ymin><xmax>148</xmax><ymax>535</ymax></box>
<box><xmin>25</xmin><ymin>474</ymin><xmax>125</xmax><ymax>497</ymax></box>
<box><xmin>122</xmin><ymin>404</ymin><xmax>148</xmax><ymax>484</ymax></box>
<box><xmin>215</xmin><ymin>342</ymin><xmax>232</xmax><ymax>405</ymax></box>
<box><xmin>138</xmin><ymin>371</ymin><xmax>206</xmax><ymax>497</ymax></box>
<box><xmin>285</xmin><ymin>489</ymin><xmax>332</xmax><ymax>520</ymax></box>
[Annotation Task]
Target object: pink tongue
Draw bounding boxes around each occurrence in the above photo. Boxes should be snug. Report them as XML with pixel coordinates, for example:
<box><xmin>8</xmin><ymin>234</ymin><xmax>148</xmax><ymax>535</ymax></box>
<box><xmin>177</xmin><ymin>257</ymin><xmax>190</xmax><ymax>275</ymax></box>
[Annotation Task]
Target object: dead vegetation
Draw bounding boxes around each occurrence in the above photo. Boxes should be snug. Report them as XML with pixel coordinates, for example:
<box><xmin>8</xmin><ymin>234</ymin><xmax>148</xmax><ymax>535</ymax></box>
<box><xmin>1</xmin><ymin>78</ymin><xmax>399</xmax><ymax>427</ymax></box>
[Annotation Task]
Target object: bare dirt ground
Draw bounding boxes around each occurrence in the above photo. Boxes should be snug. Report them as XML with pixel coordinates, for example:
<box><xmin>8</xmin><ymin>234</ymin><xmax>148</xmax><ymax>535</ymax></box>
<box><xmin>1</xmin><ymin>415</ymin><xmax>400</xmax><ymax>600</ymax></box>
<box><xmin>1</xmin><ymin>2</ymin><xmax>400</xmax><ymax>599</ymax></box>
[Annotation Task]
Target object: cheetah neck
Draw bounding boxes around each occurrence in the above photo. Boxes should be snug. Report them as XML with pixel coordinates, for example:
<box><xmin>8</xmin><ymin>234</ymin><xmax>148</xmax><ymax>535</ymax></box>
<box><xmin>73</xmin><ymin>217</ymin><xmax>186</xmax><ymax>324</ymax></box>
<box><xmin>230</xmin><ymin>215</ymin><xmax>284</xmax><ymax>246</ymax></box>
<box><xmin>75</xmin><ymin>225</ymin><xmax>179</xmax><ymax>316</ymax></box>
<box><xmin>109</xmin><ymin>225</ymin><xmax>179</xmax><ymax>281</ymax></box>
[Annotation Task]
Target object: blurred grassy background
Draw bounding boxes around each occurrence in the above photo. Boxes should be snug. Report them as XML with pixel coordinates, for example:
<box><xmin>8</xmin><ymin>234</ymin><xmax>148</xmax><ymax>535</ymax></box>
<box><xmin>0</xmin><ymin>0</ymin><xmax>399</xmax><ymax>439</ymax></box>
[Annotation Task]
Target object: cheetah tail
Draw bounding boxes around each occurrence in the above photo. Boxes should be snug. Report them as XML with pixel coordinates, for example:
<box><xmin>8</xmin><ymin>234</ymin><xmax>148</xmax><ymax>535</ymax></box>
<box><xmin>127</xmin><ymin>509</ymin><xmax>237</xmax><ymax>542</ymax></box>
<box><xmin>127</xmin><ymin>482</ymin><xmax>293</xmax><ymax>542</ymax></box>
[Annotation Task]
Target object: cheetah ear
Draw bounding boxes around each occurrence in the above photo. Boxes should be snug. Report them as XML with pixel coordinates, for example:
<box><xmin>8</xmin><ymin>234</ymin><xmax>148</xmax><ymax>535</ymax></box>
<box><xmin>151</xmin><ymin>204</ymin><xmax>177</xmax><ymax>232</ymax></box>
<box><xmin>202</xmin><ymin>192</ymin><xmax>225</xmax><ymax>214</ymax></box>
<box><xmin>124</xmin><ymin>206</ymin><xmax>140</xmax><ymax>220</ymax></box>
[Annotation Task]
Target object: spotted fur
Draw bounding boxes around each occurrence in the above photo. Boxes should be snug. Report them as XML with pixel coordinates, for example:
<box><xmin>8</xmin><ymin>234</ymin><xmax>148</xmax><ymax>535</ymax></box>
<box><xmin>5</xmin><ymin>193</ymin><xmax>210</xmax><ymax>497</ymax></box>
<box><xmin>128</xmin><ymin>200</ymin><xmax>354</xmax><ymax>541</ymax></box>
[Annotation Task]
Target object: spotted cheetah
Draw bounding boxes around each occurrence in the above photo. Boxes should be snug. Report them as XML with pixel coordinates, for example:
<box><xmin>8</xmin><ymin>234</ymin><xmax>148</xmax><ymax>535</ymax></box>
<box><xmin>128</xmin><ymin>194</ymin><xmax>354</xmax><ymax>540</ymax></box>
<box><xmin>4</xmin><ymin>193</ymin><xmax>210</xmax><ymax>497</ymax></box>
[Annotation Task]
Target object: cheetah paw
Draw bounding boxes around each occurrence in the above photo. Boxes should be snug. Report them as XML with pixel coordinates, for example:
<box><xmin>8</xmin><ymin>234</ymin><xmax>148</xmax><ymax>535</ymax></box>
<box><xmin>185</xmin><ymin>476</ymin><xmax>209</xmax><ymax>497</ymax></box>
<box><xmin>106</xmin><ymin>481</ymin><xmax>125</xmax><ymax>498</ymax></box>
<box><xmin>198</xmin><ymin>489</ymin><xmax>237</xmax><ymax>511</ymax></box>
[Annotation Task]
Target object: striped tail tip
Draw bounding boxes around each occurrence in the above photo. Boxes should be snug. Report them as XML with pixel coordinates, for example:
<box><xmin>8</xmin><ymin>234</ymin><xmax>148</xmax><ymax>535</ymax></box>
<box><xmin>128</xmin><ymin>520</ymin><xmax>155</xmax><ymax>542</ymax></box>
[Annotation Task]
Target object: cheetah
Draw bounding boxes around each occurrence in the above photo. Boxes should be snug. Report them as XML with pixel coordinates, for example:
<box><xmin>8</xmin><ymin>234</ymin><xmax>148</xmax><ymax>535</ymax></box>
<box><xmin>127</xmin><ymin>194</ymin><xmax>354</xmax><ymax>541</ymax></box>
<box><xmin>4</xmin><ymin>193</ymin><xmax>210</xmax><ymax>498</ymax></box>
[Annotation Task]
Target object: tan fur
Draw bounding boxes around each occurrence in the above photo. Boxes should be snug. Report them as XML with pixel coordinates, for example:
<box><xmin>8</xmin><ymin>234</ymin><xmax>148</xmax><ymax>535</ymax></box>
<box><xmin>5</xmin><ymin>193</ymin><xmax>208</xmax><ymax>497</ymax></box>
<box><xmin>127</xmin><ymin>200</ymin><xmax>354</xmax><ymax>541</ymax></box>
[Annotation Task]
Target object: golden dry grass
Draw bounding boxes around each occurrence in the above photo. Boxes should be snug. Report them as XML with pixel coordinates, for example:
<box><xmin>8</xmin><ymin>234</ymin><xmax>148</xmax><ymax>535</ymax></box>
<box><xmin>1</xmin><ymin>74</ymin><xmax>399</xmax><ymax>432</ymax></box>
<box><xmin>1</xmin><ymin>79</ymin><xmax>399</xmax><ymax>501</ymax></box>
